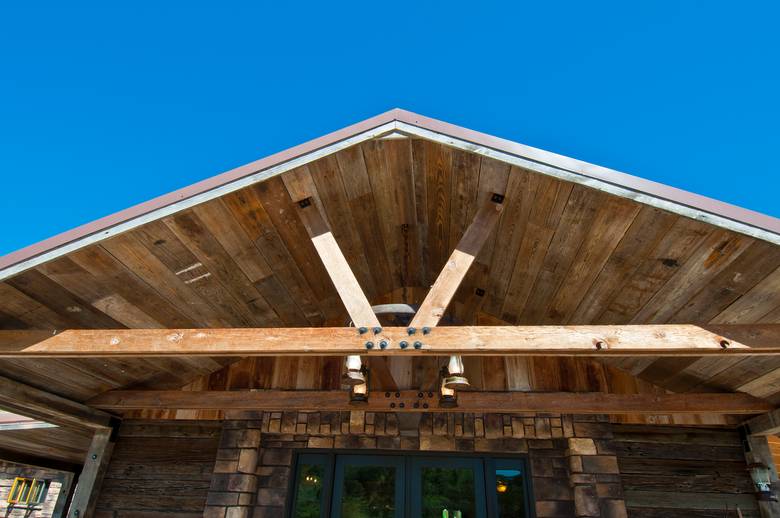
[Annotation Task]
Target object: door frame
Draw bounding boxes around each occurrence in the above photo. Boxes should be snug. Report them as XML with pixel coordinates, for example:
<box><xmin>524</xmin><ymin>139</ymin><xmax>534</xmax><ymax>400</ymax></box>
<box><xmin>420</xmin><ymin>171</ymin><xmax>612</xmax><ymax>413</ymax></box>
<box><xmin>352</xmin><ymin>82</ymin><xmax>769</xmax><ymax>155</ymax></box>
<box><xmin>286</xmin><ymin>449</ymin><xmax>536</xmax><ymax>518</ymax></box>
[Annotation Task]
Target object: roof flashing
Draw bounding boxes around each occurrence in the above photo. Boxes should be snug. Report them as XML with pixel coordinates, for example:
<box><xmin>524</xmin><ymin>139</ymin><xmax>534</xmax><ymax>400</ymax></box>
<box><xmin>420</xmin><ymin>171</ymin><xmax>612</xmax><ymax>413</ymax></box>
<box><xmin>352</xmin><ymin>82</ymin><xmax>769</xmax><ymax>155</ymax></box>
<box><xmin>1</xmin><ymin>109</ymin><xmax>778</xmax><ymax>281</ymax></box>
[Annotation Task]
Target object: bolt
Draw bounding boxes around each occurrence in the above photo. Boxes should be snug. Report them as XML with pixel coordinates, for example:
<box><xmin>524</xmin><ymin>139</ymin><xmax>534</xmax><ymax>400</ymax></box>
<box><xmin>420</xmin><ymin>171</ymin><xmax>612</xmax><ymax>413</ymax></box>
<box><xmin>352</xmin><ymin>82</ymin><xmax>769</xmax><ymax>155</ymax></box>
<box><xmin>91</xmin><ymin>454</ymin><xmax>97</xmax><ymax>460</ymax></box>
<box><xmin>413</xmin><ymin>341</ymin><xmax>423</xmax><ymax>349</ymax></box>
<box><xmin>399</xmin><ymin>403</ymin><xmax>405</xmax><ymax>408</ymax></box>
<box><xmin>373</xmin><ymin>326</ymin><xmax>382</xmax><ymax>335</ymax></box>
<box><xmin>407</xmin><ymin>327</ymin><xmax>416</xmax><ymax>335</ymax></box>
<box><xmin>427</xmin><ymin>391</ymin><xmax>433</xmax><ymax>398</ymax></box>
<box><xmin>390</xmin><ymin>402</ymin><xmax>396</xmax><ymax>408</ymax></box>
<box><xmin>422</xmin><ymin>327</ymin><xmax>431</xmax><ymax>335</ymax></box>
<box><xmin>400</xmin><ymin>340</ymin><xmax>409</xmax><ymax>349</ymax></box>
<box><xmin>414</xmin><ymin>402</ymin><xmax>420</xmax><ymax>408</ymax></box>
<box><xmin>423</xmin><ymin>403</ymin><xmax>429</xmax><ymax>409</ymax></box>
<box><xmin>418</xmin><ymin>392</ymin><xmax>424</xmax><ymax>398</ymax></box>
<box><xmin>358</xmin><ymin>327</ymin><xmax>368</xmax><ymax>335</ymax></box>
<box><xmin>385</xmin><ymin>392</ymin><xmax>391</xmax><ymax>398</ymax></box>
<box><xmin>395</xmin><ymin>392</ymin><xmax>401</xmax><ymax>398</ymax></box>
<box><xmin>365</xmin><ymin>341</ymin><xmax>374</xmax><ymax>349</ymax></box>
<box><xmin>379</xmin><ymin>340</ymin><xmax>388</xmax><ymax>349</ymax></box>
<box><xmin>720</xmin><ymin>340</ymin><xmax>730</xmax><ymax>349</ymax></box>
<box><xmin>595</xmin><ymin>341</ymin><xmax>605</xmax><ymax>350</ymax></box>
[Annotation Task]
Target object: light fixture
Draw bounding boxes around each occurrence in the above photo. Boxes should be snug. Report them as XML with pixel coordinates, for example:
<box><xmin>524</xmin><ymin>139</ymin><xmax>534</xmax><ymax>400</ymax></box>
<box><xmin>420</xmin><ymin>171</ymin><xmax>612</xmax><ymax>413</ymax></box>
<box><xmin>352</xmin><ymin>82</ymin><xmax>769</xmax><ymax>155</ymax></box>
<box><xmin>349</xmin><ymin>367</ymin><xmax>369</xmax><ymax>405</ymax></box>
<box><xmin>343</xmin><ymin>354</ymin><xmax>365</xmax><ymax>386</ymax></box>
<box><xmin>748</xmin><ymin>462</ymin><xmax>776</xmax><ymax>501</ymax></box>
<box><xmin>444</xmin><ymin>355</ymin><xmax>470</xmax><ymax>390</ymax></box>
<box><xmin>496</xmin><ymin>480</ymin><xmax>508</xmax><ymax>494</ymax></box>
<box><xmin>439</xmin><ymin>367</ymin><xmax>458</xmax><ymax>408</ymax></box>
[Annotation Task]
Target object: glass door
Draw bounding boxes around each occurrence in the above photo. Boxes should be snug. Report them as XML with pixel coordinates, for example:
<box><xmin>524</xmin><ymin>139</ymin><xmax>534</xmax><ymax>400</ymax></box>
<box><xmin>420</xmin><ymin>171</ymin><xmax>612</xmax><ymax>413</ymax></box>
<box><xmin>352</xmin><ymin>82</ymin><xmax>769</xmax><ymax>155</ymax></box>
<box><xmin>409</xmin><ymin>456</ymin><xmax>486</xmax><ymax>518</ymax></box>
<box><xmin>289</xmin><ymin>452</ymin><xmax>531</xmax><ymax>518</ymax></box>
<box><xmin>330</xmin><ymin>455</ymin><xmax>405</xmax><ymax>518</ymax></box>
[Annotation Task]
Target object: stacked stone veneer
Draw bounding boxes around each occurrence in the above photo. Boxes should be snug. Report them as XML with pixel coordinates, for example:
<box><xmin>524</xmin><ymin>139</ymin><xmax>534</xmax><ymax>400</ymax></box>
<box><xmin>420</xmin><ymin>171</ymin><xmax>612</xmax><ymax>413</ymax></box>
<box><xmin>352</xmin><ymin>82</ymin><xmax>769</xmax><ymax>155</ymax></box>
<box><xmin>203</xmin><ymin>411</ymin><xmax>627</xmax><ymax>518</ymax></box>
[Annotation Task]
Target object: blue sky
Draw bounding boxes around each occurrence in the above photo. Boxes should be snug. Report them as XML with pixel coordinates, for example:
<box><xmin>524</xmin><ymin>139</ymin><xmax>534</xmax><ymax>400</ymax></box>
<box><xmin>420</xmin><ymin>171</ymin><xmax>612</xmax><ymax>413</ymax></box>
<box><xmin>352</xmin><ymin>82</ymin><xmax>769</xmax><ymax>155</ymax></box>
<box><xmin>1</xmin><ymin>2</ymin><xmax>778</xmax><ymax>255</ymax></box>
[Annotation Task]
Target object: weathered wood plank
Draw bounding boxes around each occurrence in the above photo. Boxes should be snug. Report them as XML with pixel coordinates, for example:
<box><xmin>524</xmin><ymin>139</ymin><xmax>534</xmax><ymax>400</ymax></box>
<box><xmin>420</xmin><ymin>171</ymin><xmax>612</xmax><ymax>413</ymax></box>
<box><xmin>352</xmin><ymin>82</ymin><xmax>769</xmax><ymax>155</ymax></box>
<box><xmin>0</xmin><ymin>375</ymin><xmax>114</xmax><ymax>430</ymax></box>
<box><xmin>3</xmin><ymin>324</ymin><xmax>779</xmax><ymax>357</ymax></box>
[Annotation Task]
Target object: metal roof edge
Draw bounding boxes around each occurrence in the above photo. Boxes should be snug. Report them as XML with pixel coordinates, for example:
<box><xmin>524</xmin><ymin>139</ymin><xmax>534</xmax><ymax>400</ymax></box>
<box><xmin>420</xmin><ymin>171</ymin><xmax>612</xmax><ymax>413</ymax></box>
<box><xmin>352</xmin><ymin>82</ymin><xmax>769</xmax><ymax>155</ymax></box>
<box><xmin>1</xmin><ymin>107</ymin><xmax>778</xmax><ymax>280</ymax></box>
<box><xmin>393</xmin><ymin>109</ymin><xmax>780</xmax><ymax>237</ymax></box>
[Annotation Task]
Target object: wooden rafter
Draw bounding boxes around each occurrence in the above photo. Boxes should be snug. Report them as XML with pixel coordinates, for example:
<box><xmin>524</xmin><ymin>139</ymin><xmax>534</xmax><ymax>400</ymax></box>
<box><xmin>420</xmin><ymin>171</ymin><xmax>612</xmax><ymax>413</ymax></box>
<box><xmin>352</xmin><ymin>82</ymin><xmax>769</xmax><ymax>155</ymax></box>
<box><xmin>0</xmin><ymin>375</ymin><xmax>114</xmax><ymax>430</ymax></box>
<box><xmin>87</xmin><ymin>389</ymin><xmax>773</xmax><ymax>415</ymax></box>
<box><xmin>3</xmin><ymin>324</ymin><xmax>778</xmax><ymax>358</ymax></box>
<box><xmin>297</xmin><ymin>197</ymin><xmax>398</xmax><ymax>390</ymax></box>
<box><xmin>411</xmin><ymin>196</ymin><xmax>504</xmax><ymax>328</ymax></box>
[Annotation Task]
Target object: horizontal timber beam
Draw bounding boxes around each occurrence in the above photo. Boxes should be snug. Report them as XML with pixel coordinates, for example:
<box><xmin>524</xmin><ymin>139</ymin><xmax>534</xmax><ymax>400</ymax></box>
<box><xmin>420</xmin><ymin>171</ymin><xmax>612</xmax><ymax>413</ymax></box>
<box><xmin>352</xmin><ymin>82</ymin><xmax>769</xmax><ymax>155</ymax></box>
<box><xmin>1</xmin><ymin>324</ymin><xmax>779</xmax><ymax>358</ymax></box>
<box><xmin>87</xmin><ymin>389</ymin><xmax>773</xmax><ymax>415</ymax></box>
<box><xmin>0</xmin><ymin>447</ymin><xmax>82</xmax><ymax>474</ymax></box>
<box><xmin>745</xmin><ymin>408</ymin><xmax>780</xmax><ymax>436</ymax></box>
<box><xmin>0</xmin><ymin>375</ymin><xmax>115</xmax><ymax>430</ymax></box>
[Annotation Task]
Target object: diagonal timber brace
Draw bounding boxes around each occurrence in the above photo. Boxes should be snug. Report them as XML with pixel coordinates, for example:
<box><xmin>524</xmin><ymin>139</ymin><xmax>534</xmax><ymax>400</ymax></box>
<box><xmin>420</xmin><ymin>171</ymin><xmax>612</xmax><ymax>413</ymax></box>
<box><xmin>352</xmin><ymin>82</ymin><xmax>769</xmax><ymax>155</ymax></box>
<box><xmin>410</xmin><ymin>195</ymin><xmax>504</xmax><ymax>388</ymax></box>
<box><xmin>297</xmin><ymin>196</ymin><xmax>398</xmax><ymax>390</ymax></box>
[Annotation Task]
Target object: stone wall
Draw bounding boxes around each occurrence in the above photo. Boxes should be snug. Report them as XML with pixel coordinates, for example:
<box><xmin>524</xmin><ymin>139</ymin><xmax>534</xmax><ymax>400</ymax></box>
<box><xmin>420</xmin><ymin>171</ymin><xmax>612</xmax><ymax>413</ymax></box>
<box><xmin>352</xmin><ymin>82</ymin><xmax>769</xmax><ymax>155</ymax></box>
<box><xmin>203</xmin><ymin>411</ymin><xmax>628</xmax><ymax>518</ymax></box>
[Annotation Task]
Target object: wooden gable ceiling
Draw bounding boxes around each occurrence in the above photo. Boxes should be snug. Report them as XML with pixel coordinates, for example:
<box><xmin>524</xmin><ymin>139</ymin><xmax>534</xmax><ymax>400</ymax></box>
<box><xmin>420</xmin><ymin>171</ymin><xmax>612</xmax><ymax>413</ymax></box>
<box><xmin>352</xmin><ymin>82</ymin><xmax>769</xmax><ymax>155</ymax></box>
<box><xmin>1</xmin><ymin>136</ymin><xmax>780</xmax><ymax>408</ymax></box>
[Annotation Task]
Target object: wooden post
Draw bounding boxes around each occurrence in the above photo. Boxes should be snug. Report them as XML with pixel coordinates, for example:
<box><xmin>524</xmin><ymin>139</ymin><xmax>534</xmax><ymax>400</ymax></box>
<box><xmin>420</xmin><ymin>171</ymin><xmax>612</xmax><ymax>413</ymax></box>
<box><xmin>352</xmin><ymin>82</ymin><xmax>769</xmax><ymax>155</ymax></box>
<box><xmin>67</xmin><ymin>427</ymin><xmax>115</xmax><ymax>517</ymax></box>
<box><xmin>53</xmin><ymin>471</ymin><xmax>77</xmax><ymax>518</ymax></box>
<box><xmin>744</xmin><ymin>433</ymin><xmax>780</xmax><ymax>517</ymax></box>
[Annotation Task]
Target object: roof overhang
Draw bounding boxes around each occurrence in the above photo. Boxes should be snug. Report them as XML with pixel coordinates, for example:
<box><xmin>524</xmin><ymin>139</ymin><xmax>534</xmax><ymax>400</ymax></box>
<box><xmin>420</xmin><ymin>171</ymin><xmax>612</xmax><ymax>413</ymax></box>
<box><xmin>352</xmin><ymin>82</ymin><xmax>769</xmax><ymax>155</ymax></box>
<box><xmin>2</xmin><ymin>108</ymin><xmax>779</xmax><ymax>281</ymax></box>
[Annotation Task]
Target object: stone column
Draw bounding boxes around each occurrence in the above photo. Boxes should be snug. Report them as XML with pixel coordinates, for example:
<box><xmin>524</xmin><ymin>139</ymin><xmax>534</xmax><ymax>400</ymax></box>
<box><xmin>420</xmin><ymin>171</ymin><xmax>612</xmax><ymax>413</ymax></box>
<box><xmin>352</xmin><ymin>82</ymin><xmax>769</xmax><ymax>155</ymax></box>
<box><xmin>566</xmin><ymin>416</ymin><xmax>627</xmax><ymax>518</ymax></box>
<box><xmin>204</xmin><ymin>419</ymin><xmax>262</xmax><ymax>518</ymax></box>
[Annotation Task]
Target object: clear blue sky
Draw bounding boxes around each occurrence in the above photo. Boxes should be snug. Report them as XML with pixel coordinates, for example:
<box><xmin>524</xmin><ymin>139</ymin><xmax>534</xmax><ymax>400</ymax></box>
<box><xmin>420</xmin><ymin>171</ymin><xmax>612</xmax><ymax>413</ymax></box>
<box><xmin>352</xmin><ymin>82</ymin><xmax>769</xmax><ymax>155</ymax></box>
<box><xmin>1</xmin><ymin>2</ymin><xmax>778</xmax><ymax>256</ymax></box>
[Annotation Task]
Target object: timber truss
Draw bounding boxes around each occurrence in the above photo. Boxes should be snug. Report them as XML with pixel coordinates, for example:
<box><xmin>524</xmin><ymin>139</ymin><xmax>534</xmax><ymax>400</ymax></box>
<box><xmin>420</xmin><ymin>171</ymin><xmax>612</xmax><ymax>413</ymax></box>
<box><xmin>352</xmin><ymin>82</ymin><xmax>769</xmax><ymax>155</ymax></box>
<box><xmin>2</xmin><ymin>184</ymin><xmax>780</xmax><ymax>516</ymax></box>
<box><xmin>2</xmin><ymin>193</ymin><xmax>780</xmax><ymax>417</ymax></box>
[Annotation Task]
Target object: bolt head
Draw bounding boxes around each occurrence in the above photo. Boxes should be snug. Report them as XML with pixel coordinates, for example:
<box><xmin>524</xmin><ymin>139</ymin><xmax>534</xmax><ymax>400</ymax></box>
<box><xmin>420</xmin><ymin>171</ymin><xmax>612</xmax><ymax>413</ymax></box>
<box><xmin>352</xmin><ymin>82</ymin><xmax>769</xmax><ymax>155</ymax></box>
<box><xmin>422</xmin><ymin>327</ymin><xmax>431</xmax><ymax>335</ymax></box>
<box><xmin>365</xmin><ymin>341</ymin><xmax>374</xmax><ymax>349</ymax></box>
<box><xmin>407</xmin><ymin>327</ymin><xmax>416</xmax><ymax>335</ymax></box>
<box><xmin>379</xmin><ymin>340</ymin><xmax>388</xmax><ymax>349</ymax></box>
<box><xmin>413</xmin><ymin>341</ymin><xmax>423</xmax><ymax>349</ymax></box>
<box><xmin>399</xmin><ymin>340</ymin><xmax>408</xmax><ymax>349</ymax></box>
<box><xmin>358</xmin><ymin>327</ymin><xmax>368</xmax><ymax>335</ymax></box>
<box><xmin>372</xmin><ymin>326</ymin><xmax>382</xmax><ymax>335</ymax></box>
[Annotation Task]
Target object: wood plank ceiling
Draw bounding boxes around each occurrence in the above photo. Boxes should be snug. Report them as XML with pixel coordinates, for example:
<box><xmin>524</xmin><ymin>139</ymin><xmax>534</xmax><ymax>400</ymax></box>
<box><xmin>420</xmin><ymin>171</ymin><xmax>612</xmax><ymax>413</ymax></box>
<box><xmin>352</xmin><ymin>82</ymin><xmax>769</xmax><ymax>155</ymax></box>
<box><xmin>1</xmin><ymin>137</ymin><xmax>780</xmax><ymax>411</ymax></box>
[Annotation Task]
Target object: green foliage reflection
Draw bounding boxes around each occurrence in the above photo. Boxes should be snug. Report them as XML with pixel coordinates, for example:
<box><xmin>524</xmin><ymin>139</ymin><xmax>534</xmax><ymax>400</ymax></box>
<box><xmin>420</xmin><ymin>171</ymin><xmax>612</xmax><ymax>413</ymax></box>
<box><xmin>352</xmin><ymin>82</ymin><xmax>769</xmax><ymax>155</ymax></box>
<box><xmin>341</xmin><ymin>465</ymin><xmax>396</xmax><ymax>518</ymax></box>
<box><xmin>292</xmin><ymin>463</ymin><xmax>324</xmax><ymax>518</ymax></box>
<box><xmin>421</xmin><ymin>467</ymin><xmax>475</xmax><ymax>518</ymax></box>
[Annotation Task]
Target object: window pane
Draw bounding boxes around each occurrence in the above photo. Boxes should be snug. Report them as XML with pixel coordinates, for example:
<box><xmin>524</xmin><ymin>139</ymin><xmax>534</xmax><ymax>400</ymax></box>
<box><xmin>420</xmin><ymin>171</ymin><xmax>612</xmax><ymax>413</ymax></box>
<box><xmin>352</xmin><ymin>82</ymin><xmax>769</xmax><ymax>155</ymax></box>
<box><xmin>340</xmin><ymin>465</ymin><xmax>396</xmax><ymax>518</ymax></box>
<box><xmin>292</xmin><ymin>463</ymin><xmax>325</xmax><ymax>518</ymax></box>
<box><xmin>495</xmin><ymin>468</ymin><xmax>526</xmax><ymax>518</ymax></box>
<box><xmin>421</xmin><ymin>467</ymin><xmax>475</xmax><ymax>518</ymax></box>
